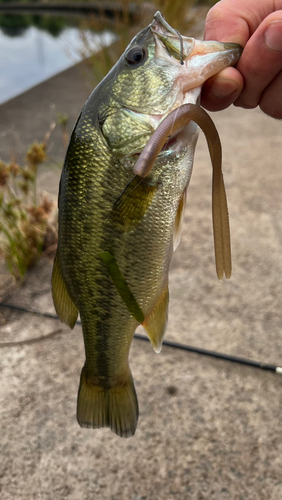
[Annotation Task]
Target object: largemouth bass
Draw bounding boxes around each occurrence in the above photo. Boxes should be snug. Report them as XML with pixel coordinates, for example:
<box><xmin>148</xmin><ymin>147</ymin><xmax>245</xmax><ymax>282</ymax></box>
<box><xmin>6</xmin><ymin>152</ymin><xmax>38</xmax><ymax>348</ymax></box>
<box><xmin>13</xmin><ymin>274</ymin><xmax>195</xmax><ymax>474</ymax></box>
<box><xmin>52</xmin><ymin>12</ymin><xmax>242</xmax><ymax>437</ymax></box>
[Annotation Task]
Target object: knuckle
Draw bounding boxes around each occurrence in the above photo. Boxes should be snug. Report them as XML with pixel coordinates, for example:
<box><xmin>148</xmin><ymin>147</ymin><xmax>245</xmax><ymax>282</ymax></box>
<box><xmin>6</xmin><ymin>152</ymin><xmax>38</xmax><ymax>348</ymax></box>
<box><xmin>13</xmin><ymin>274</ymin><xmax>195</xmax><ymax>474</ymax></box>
<box><xmin>260</xmin><ymin>101</ymin><xmax>282</xmax><ymax>119</ymax></box>
<box><xmin>233</xmin><ymin>97</ymin><xmax>257</xmax><ymax>110</ymax></box>
<box><xmin>205</xmin><ymin>4</ymin><xmax>226</xmax><ymax>29</ymax></box>
<box><xmin>240</xmin><ymin>52</ymin><xmax>266</xmax><ymax>79</ymax></box>
<box><xmin>259</xmin><ymin>73</ymin><xmax>282</xmax><ymax>119</ymax></box>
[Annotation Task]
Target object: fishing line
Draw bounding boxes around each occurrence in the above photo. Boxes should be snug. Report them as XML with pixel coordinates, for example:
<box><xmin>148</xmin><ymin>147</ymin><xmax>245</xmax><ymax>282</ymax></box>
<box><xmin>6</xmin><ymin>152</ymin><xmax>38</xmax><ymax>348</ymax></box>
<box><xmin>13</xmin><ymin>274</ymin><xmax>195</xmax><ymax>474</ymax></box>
<box><xmin>0</xmin><ymin>302</ymin><xmax>281</xmax><ymax>375</ymax></box>
<box><xmin>125</xmin><ymin>174</ymin><xmax>145</xmax><ymax>194</ymax></box>
<box><xmin>162</xmin><ymin>103</ymin><xmax>182</xmax><ymax>153</ymax></box>
<box><xmin>114</xmin><ymin>173</ymin><xmax>145</xmax><ymax>204</ymax></box>
<box><xmin>0</xmin><ymin>328</ymin><xmax>62</xmax><ymax>347</ymax></box>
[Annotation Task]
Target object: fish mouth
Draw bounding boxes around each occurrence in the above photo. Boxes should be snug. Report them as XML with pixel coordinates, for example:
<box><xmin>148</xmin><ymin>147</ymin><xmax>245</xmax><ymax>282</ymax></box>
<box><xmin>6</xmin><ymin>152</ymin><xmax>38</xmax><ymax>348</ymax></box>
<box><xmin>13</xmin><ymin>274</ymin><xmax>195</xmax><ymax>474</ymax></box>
<box><xmin>145</xmin><ymin>12</ymin><xmax>242</xmax><ymax>154</ymax></box>
<box><xmin>151</xmin><ymin>13</ymin><xmax>242</xmax><ymax>95</ymax></box>
<box><xmin>127</xmin><ymin>13</ymin><xmax>242</xmax><ymax>159</ymax></box>
<box><xmin>151</xmin><ymin>11</ymin><xmax>242</xmax><ymax>95</ymax></box>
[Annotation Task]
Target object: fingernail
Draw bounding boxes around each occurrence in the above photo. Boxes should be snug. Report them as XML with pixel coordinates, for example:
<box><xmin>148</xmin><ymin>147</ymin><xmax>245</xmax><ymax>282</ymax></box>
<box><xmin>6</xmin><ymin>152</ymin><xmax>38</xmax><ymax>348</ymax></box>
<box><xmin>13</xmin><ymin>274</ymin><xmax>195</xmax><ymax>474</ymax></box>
<box><xmin>265</xmin><ymin>21</ymin><xmax>282</xmax><ymax>51</ymax></box>
<box><xmin>212</xmin><ymin>78</ymin><xmax>239</xmax><ymax>98</ymax></box>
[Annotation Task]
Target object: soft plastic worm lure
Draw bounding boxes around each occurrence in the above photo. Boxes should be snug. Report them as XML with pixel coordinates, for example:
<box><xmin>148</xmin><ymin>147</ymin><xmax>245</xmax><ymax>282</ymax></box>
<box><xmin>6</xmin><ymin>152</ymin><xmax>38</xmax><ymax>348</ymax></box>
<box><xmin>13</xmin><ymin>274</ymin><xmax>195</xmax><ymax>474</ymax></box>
<box><xmin>133</xmin><ymin>103</ymin><xmax>232</xmax><ymax>280</ymax></box>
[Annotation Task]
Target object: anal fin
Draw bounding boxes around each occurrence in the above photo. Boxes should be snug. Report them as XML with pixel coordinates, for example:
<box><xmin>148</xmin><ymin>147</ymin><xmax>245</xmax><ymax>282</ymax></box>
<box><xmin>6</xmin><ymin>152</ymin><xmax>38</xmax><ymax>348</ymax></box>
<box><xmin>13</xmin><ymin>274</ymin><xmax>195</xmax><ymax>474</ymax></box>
<box><xmin>51</xmin><ymin>252</ymin><xmax>78</xmax><ymax>328</ymax></box>
<box><xmin>142</xmin><ymin>285</ymin><xmax>169</xmax><ymax>353</ymax></box>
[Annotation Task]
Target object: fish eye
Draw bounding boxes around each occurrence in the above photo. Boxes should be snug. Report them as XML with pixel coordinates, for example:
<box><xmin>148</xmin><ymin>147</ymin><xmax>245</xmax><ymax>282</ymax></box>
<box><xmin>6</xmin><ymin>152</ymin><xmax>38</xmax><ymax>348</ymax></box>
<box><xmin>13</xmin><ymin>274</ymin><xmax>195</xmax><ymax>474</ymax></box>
<box><xmin>125</xmin><ymin>45</ymin><xmax>147</xmax><ymax>66</ymax></box>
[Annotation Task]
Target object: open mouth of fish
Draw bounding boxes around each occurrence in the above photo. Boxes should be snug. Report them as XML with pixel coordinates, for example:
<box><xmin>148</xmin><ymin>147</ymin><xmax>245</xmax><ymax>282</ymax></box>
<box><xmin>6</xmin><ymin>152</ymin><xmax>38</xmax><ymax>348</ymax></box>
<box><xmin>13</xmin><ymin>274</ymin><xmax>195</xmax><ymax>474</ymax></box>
<box><xmin>132</xmin><ymin>12</ymin><xmax>242</xmax><ymax>157</ymax></box>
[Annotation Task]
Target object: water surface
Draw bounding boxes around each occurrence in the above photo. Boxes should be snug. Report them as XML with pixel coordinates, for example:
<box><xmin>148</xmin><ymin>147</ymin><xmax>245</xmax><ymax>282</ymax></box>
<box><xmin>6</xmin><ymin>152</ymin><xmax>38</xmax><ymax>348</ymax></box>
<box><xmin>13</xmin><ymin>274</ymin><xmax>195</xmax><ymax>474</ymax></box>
<box><xmin>0</xmin><ymin>14</ymin><xmax>115</xmax><ymax>104</ymax></box>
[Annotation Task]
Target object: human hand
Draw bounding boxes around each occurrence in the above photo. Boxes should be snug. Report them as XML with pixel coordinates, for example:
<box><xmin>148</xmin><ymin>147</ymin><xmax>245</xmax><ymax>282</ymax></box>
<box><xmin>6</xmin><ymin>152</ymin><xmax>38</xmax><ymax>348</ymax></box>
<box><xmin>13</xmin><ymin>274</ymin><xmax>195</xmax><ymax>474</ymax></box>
<box><xmin>201</xmin><ymin>0</ymin><xmax>282</xmax><ymax>119</ymax></box>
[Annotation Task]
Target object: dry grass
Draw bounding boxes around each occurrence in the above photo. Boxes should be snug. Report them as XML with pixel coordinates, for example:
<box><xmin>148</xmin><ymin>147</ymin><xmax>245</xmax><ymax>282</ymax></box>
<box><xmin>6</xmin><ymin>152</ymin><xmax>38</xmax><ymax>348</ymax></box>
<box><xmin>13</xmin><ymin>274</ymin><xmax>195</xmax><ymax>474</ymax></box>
<box><xmin>0</xmin><ymin>134</ymin><xmax>58</xmax><ymax>279</ymax></box>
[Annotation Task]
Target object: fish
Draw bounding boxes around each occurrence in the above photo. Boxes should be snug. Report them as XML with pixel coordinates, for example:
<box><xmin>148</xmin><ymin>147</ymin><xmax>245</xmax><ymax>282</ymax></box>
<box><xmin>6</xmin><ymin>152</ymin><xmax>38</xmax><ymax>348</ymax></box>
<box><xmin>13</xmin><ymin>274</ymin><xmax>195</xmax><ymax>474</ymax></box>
<box><xmin>52</xmin><ymin>11</ymin><xmax>242</xmax><ymax>438</ymax></box>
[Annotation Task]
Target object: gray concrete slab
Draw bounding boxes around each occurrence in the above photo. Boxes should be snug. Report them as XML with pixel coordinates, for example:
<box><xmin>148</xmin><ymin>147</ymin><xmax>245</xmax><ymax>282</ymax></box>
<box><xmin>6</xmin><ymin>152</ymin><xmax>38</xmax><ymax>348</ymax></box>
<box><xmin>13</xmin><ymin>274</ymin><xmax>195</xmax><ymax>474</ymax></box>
<box><xmin>0</xmin><ymin>56</ymin><xmax>282</xmax><ymax>500</ymax></box>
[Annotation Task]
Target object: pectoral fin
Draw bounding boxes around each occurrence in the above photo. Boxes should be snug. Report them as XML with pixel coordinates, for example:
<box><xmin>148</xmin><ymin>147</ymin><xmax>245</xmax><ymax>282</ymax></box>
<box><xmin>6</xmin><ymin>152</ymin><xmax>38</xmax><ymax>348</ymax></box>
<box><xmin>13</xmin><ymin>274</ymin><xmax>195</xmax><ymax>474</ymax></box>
<box><xmin>52</xmin><ymin>252</ymin><xmax>78</xmax><ymax>328</ymax></box>
<box><xmin>111</xmin><ymin>175</ymin><xmax>158</xmax><ymax>231</ymax></box>
<box><xmin>142</xmin><ymin>285</ymin><xmax>169</xmax><ymax>353</ymax></box>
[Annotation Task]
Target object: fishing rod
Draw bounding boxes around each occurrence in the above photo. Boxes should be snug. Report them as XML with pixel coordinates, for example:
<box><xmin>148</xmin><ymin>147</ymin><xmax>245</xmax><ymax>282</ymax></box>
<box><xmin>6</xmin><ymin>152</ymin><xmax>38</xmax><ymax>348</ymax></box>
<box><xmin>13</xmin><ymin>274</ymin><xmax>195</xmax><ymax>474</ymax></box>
<box><xmin>0</xmin><ymin>302</ymin><xmax>281</xmax><ymax>374</ymax></box>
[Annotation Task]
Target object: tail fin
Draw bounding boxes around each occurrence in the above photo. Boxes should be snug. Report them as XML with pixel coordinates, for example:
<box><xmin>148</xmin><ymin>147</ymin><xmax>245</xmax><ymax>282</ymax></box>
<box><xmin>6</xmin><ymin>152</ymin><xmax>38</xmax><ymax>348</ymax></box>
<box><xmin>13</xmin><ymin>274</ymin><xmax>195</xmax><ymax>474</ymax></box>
<box><xmin>77</xmin><ymin>365</ymin><xmax>139</xmax><ymax>438</ymax></box>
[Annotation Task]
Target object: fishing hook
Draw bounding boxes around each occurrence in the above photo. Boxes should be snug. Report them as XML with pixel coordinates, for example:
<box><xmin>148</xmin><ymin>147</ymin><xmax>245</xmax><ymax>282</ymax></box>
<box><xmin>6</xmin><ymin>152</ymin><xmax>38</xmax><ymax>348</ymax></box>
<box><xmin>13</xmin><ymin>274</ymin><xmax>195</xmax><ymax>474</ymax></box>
<box><xmin>174</xmin><ymin>29</ymin><xmax>184</xmax><ymax>65</ymax></box>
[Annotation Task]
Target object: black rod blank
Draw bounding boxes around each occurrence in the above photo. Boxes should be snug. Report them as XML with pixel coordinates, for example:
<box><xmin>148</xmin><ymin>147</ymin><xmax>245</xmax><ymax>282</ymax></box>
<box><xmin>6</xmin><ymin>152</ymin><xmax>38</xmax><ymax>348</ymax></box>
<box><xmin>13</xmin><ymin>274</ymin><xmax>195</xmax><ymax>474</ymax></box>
<box><xmin>134</xmin><ymin>333</ymin><xmax>281</xmax><ymax>373</ymax></box>
<box><xmin>0</xmin><ymin>302</ymin><xmax>281</xmax><ymax>374</ymax></box>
